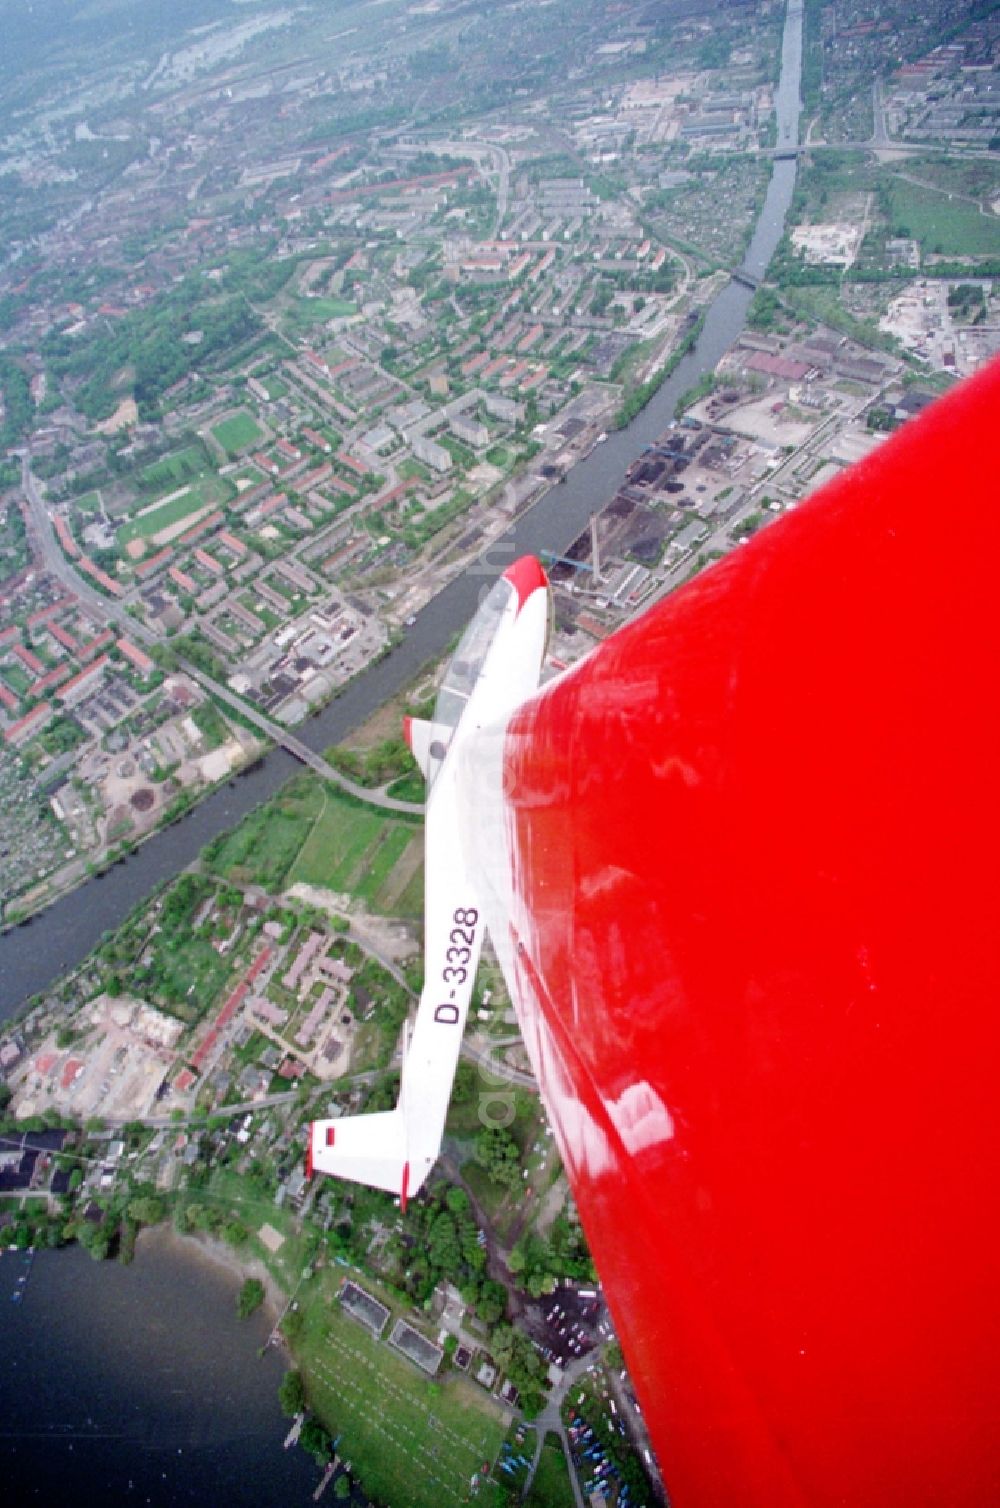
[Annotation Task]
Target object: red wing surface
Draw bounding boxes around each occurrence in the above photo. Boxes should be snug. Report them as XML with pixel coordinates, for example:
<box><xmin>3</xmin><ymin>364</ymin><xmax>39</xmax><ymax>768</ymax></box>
<box><xmin>496</xmin><ymin>358</ymin><xmax>1000</xmax><ymax>1506</ymax></box>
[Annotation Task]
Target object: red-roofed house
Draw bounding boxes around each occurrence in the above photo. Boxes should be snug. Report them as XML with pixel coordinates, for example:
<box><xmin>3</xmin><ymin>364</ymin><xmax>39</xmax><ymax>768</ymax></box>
<box><xmin>79</xmin><ymin>558</ymin><xmax>124</xmax><ymax>596</ymax></box>
<box><xmin>29</xmin><ymin>664</ymin><xmax>71</xmax><ymax>698</ymax></box>
<box><xmin>193</xmin><ymin>547</ymin><xmax>225</xmax><ymax>577</ymax></box>
<box><xmin>218</xmin><ymin>530</ymin><xmax>248</xmax><ymax>559</ymax></box>
<box><xmin>53</xmin><ymin>515</ymin><xmax>80</xmax><ymax>558</ymax></box>
<box><xmin>337</xmin><ymin>449</ymin><xmax>367</xmax><ymax>477</ymax></box>
<box><xmin>47</xmin><ymin>621</ymin><xmax>78</xmax><ymax>653</ymax></box>
<box><xmin>135</xmin><ymin>547</ymin><xmax>173</xmax><ymax>579</ymax></box>
<box><xmin>178</xmin><ymin>508</ymin><xmax>224</xmax><ymax>548</ymax></box>
<box><xmin>117</xmin><ymin>638</ymin><xmax>154</xmax><ymax>676</ymax></box>
<box><xmin>56</xmin><ymin>655</ymin><xmax>108</xmax><ymax>704</ymax></box>
<box><xmin>517</xmin><ymin>324</ymin><xmax>544</xmax><ymax>354</ymax></box>
<box><xmin>11</xmin><ymin>643</ymin><xmax>44</xmax><ymax>676</ymax></box>
<box><xmin>5</xmin><ymin>702</ymin><xmax>54</xmax><ymax>746</ymax></box>
<box><xmin>78</xmin><ymin>628</ymin><xmax>114</xmax><ymax>663</ymax></box>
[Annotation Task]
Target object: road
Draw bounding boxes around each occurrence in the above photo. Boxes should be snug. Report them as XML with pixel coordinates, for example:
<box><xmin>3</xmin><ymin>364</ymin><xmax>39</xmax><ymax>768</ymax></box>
<box><xmin>523</xmin><ymin>1349</ymin><xmax>594</xmax><ymax>1507</ymax></box>
<box><xmin>20</xmin><ymin>456</ymin><xmax>138</xmax><ymax>630</ymax></box>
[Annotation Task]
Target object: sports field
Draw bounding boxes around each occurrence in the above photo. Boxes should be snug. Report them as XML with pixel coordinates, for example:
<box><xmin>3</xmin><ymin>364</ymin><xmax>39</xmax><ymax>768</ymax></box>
<box><xmin>211</xmin><ymin>410</ymin><xmax>264</xmax><ymax>456</ymax></box>
<box><xmin>117</xmin><ymin>474</ymin><xmax>229</xmax><ymax>550</ymax></box>
<box><xmin>141</xmin><ymin>444</ymin><xmax>208</xmax><ymax>490</ymax></box>
<box><xmin>282</xmin><ymin>296</ymin><xmax>357</xmax><ymax>336</ymax></box>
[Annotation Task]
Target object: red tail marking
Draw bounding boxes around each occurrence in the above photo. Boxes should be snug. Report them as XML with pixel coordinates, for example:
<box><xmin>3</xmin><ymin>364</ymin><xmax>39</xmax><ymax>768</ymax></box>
<box><xmin>401</xmin><ymin>1160</ymin><xmax>410</xmax><ymax>1214</ymax></box>
<box><xmin>503</xmin><ymin>554</ymin><xmax>548</xmax><ymax>611</ymax></box>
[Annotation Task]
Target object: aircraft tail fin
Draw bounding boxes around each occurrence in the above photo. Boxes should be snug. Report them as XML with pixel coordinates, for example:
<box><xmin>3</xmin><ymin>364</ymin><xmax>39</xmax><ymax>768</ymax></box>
<box><xmin>308</xmin><ymin>1108</ymin><xmax>411</xmax><ymax>1208</ymax></box>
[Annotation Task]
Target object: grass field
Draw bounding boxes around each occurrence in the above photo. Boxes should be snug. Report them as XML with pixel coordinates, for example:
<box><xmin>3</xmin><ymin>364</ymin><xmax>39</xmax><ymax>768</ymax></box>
<box><xmin>207</xmin><ymin>778</ymin><xmax>325</xmax><ymax>891</ymax></box>
<box><xmin>141</xmin><ymin>444</ymin><xmax>208</xmax><ymax>490</ymax></box>
<box><xmin>72</xmin><ymin>490</ymin><xmax>103</xmax><ymax>515</ymax></box>
<box><xmin>385</xmin><ymin>770</ymin><xmax>425</xmax><ymax>804</ymax></box>
<box><xmin>208</xmin><ymin>778</ymin><xmax>423</xmax><ymax>914</ymax></box>
<box><xmin>281</xmin><ymin>296</ymin><xmax>357</xmax><ymax>336</ymax></box>
<box><xmin>296</xmin><ymin>1273</ymin><xmax>507</xmax><ymax>1508</ymax></box>
<box><xmin>885</xmin><ymin>177</ymin><xmax>1000</xmax><ymax>257</ymax></box>
<box><xmin>397</xmin><ymin>458</ymin><xmax>431</xmax><ymax>483</ymax></box>
<box><xmin>117</xmin><ymin>474</ymin><xmax>230</xmax><ymax>549</ymax></box>
<box><xmin>294</xmin><ymin>797</ymin><xmax>422</xmax><ymax>915</ymax></box>
<box><xmin>231</xmin><ymin>463</ymin><xmax>265</xmax><ymax>491</ymax></box>
<box><xmin>201</xmin><ymin>1168</ymin><xmax>316</xmax><ymax>1287</ymax></box>
<box><xmin>526</xmin><ymin>1433</ymin><xmax>575</xmax><ymax>1508</ymax></box>
<box><xmin>211</xmin><ymin>411</ymin><xmax>264</xmax><ymax>457</ymax></box>
<box><xmin>140</xmin><ymin>923</ymin><xmax>234</xmax><ymax>1022</ymax></box>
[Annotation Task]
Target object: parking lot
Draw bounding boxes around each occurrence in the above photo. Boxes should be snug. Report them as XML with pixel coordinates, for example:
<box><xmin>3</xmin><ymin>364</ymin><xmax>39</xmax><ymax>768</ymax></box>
<box><xmin>532</xmin><ymin>1286</ymin><xmax>602</xmax><ymax>1367</ymax></box>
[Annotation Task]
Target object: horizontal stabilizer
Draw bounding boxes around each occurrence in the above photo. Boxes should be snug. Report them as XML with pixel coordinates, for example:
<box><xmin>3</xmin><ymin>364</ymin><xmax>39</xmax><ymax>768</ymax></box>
<box><xmin>402</xmin><ymin>716</ymin><xmax>451</xmax><ymax>781</ymax></box>
<box><xmin>308</xmin><ymin>1109</ymin><xmax>410</xmax><ymax>1205</ymax></box>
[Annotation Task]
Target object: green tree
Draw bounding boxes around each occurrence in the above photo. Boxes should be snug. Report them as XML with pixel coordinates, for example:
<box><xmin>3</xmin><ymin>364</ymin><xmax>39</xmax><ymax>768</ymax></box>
<box><xmin>474</xmin><ymin>1127</ymin><xmax>521</xmax><ymax>1189</ymax></box>
<box><xmin>78</xmin><ymin>1218</ymin><xmax>112</xmax><ymax>1261</ymax></box>
<box><xmin>333</xmin><ymin>1475</ymin><xmax>351</xmax><ymax>1501</ymax></box>
<box><xmin>299</xmin><ymin>1417</ymin><xmax>332</xmax><ymax>1464</ymax></box>
<box><xmin>127</xmin><ymin>1195</ymin><xmax>165</xmax><ymax>1227</ymax></box>
<box><xmin>279</xmin><ymin>1369</ymin><xmax>306</xmax><ymax>1417</ymax></box>
<box><xmin>237</xmin><ymin>1277</ymin><xmax>265</xmax><ymax>1318</ymax></box>
<box><xmin>477</xmin><ymin>1280</ymin><xmax>506</xmax><ymax>1325</ymax></box>
<box><xmin>282</xmin><ymin>1307</ymin><xmax>304</xmax><ymax>1342</ymax></box>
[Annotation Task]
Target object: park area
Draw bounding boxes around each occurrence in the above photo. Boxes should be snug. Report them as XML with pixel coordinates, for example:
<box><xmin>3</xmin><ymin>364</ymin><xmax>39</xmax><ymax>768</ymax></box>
<box><xmin>204</xmin><ymin>776</ymin><xmax>424</xmax><ymax>917</ymax></box>
<box><xmin>292</xmin><ymin>1270</ymin><xmax>509</xmax><ymax>1508</ymax></box>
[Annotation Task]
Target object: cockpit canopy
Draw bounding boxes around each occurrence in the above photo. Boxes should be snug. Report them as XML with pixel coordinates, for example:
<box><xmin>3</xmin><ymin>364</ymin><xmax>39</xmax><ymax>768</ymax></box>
<box><xmin>427</xmin><ymin>577</ymin><xmax>513</xmax><ymax>788</ymax></box>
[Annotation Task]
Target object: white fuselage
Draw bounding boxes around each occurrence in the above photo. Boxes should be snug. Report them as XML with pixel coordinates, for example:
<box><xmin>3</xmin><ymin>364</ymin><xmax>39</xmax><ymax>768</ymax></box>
<box><xmin>403</xmin><ymin>580</ymin><xmax>550</xmax><ymax>1192</ymax></box>
<box><xmin>308</xmin><ymin>562</ymin><xmax>550</xmax><ymax>1204</ymax></box>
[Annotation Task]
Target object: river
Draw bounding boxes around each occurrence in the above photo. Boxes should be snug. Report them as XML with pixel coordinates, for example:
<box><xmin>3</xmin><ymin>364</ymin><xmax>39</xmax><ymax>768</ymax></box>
<box><xmin>0</xmin><ymin>24</ymin><xmax>801</xmax><ymax>1027</ymax></box>
<box><xmin>0</xmin><ymin>1228</ymin><xmax>319</xmax><ymax>1505</ymax></box>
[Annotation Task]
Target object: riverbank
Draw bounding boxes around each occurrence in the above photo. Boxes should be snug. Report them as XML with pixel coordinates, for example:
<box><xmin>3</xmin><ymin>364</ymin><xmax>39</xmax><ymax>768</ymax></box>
<box><xmin>151</xmin><ymin>1225</ymin><xmax>290</xmax><ymax>1335</ymax></box>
